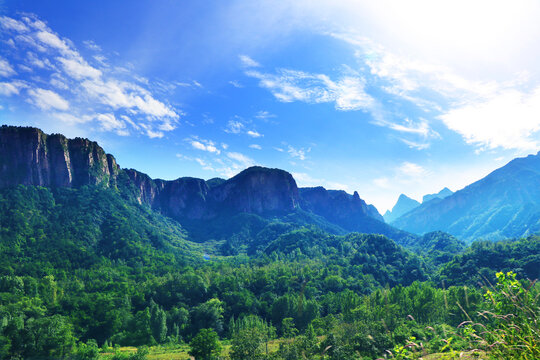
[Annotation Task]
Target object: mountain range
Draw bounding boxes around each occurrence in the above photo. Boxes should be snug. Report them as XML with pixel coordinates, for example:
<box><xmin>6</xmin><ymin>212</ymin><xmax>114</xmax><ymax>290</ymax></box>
<box><xmin>2</xmin><ymin>125</ymin><xmax>540</xmax><ymax>244</ymax></box>
<box><xmin>391</xmin><ymin>152</ymin><xmax>540</xmax><ymax>241</ymax></box>
<box><xmin>0</xmin><ymin>125</ymin><xmax>413</xmax><ymax>245</ymax></box>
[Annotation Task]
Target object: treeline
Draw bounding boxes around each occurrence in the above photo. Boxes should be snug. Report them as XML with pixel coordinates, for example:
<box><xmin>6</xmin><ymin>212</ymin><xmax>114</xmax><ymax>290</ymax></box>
<box><xmin>0</xmin><ymin>185</ymin><xmax>538</xmax><ymax>359</ymax></box>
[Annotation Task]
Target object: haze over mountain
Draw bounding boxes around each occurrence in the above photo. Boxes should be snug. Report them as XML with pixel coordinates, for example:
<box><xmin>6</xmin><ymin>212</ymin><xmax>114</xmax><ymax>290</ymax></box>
<box><xmin>422</xmin><ymin>187</ymin><xmax>454</xmax><ymax>204</ymax></box>
<box><xmin>391</xmin><ymin>152</ymin><xmax>540</xmax><ymax>241</ymax></box>
<box><xmin>383</xmin><ymin>188</ymin><xmax>454</xmax><ymax>223</ymax></box>
<box><xmin>383</xmin><ymin>195</ymin><xmax>420</xmax><ymax>223</ymax></box>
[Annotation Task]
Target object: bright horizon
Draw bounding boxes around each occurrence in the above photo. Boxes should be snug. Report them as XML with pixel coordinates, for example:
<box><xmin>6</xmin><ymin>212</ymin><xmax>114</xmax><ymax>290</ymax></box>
<box><xmin>2</xmin><ymin>1</ymin><xmax>540</xmax><ymax>212</ymax></box>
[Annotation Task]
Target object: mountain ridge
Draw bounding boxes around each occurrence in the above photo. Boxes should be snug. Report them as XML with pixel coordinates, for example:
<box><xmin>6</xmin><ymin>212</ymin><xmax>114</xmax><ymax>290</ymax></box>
<box><xmin>391</xmin><ymin>152</ymin><xmax>540</xmax><ymax>241</ymax></box>
<box><xmin>1</xmin><ymin>125</ymin><xmax>411</xmax><ymax>242</ymax></box>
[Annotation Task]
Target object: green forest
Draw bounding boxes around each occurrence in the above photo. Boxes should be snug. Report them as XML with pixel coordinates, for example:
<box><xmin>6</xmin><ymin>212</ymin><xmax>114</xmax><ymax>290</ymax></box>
<box><xmin>0</xmin><ymin>184</ymin><xmax>538</xmax><ymax>359</ymax></box>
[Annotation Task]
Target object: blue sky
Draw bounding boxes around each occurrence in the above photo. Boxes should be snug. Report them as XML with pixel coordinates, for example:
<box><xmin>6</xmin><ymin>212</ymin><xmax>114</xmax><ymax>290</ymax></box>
<box><xmin>2</xmin><ymin>0</ymin><xmax>540</xmax><ymax>212</ymax></box>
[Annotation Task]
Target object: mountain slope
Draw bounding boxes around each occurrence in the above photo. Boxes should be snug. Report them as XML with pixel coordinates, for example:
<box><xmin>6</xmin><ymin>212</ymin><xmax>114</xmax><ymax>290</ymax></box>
<box><xmin>383</xmin><ymin>194</ymin><xmax>420</xmax><ymax>223</ymax></box>
<box><xmin>392</xmin><ymin>152</ymin><xmax>540</xmax><ymax>241</ymax></box>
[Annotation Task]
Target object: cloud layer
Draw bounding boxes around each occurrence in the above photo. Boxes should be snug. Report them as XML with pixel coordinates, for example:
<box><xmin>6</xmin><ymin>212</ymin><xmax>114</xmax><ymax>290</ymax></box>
<box><xmin>0</xmin><ymin>14</ymin><xmax>179</xmax><ymax>138</ymax></box>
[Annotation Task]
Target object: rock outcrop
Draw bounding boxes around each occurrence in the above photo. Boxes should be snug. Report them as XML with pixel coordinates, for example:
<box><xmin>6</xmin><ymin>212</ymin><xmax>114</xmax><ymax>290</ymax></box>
<box><xmin>0</xmin><ymin>125</ymin><xmax>119</xmax><ymax>188</ymax></box>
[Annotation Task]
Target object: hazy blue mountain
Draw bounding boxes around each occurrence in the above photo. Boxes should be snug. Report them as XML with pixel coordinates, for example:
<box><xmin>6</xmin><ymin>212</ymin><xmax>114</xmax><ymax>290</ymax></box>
<box><xmin>383</xmin><ymin>194</ymin><xmax>421</xmax><ymax>223</ymax></box>
<box><xmin>422</xmin><ymin>187</ymin><xmax>454</xmax><ymax>203</ymax></box>
<box><xmin>391</xmin><ymin>152</ymin><xmax>540</xmax><ymax>241</ymax></box>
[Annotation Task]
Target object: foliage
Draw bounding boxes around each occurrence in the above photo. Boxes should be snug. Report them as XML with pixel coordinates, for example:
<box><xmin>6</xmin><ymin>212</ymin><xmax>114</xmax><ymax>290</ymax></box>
<box><xmin>189</xmin><ymin>329</ymin><xmax>222</xmax><ymax>360</ymax></box>
<box><xmin>0</xmin><ymin>184</ymin><xmax>538</xmax><ymax>359</ymax></box>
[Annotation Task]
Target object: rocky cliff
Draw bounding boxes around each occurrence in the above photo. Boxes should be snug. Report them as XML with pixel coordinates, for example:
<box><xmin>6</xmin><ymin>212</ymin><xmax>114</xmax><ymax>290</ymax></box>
<box><xmin>0</xmin><ymin>126</ymin><xmax>388</xmax><ymax>230</ymax></box>
<box><xmin>0</xmin><ymin>125</ymin><xmax>119</xmax><ymax>188</ymax></box>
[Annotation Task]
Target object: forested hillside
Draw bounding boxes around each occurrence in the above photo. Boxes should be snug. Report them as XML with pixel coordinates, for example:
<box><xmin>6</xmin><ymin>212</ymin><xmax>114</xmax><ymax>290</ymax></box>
<box><xmin>0</xmin><ymin>127</ymin><xmax>538</xmax><ymax>359</ymax></box>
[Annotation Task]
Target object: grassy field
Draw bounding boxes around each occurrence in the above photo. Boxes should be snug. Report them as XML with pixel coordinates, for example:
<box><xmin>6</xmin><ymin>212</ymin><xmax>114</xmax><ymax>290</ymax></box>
<box><xmin>98</xmin><ymin>338</ymin><xmax>292</xmax><ymax>360</ymax></box>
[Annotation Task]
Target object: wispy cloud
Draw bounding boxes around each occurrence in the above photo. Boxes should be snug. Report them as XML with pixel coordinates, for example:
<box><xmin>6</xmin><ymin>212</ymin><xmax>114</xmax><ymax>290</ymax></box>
<box><xmin>0</xmin><ymin>14</ymin><xmax>180</xmax><ymax>138</ymax></box>
<box><xmin>287</xmin><ymin>145</ymin><xmax>310</xmax><ymax>161</ymax></box>
<box><xmin>27</xmin><ymin>88</ymin><xmax>69</xmax><ymax>110</ymax></box>
<box><xmin>398</xmin><ymin>162</ymin><xmax>427</xmax><ymax>178</ymax></box>
<box><xmin>246</xmin><ymin>68</ymin><xmax>373</xmax><ymax>111</ymax></box>
<box><xmin>332</xmin><ymin>31</ymin><xmax>540</xmax><ymax>152</ymax></box>
<box><xmin>239</xmin><ymin>55</ymin><xmax>260</xmax><ymax>68</ymax></box>
<box><xmin>255</xmin><ymin>110</ymin><xmax>275</xmax><ymax>120</ymax></box>
<box><xmin>224</xmin><ymin>117</ymin><xmax>263</xmax><ymax>138</ymax></box>
<box><xmin>249</xmin><ymin>144</ymin><xmax>262</xmax><ymax>150</ymax></box>
<box><xmin>188</xmin><ymin>137</ymin><xmax>221</xmax><ymax>154</ymax></box>
<box><xmin>225</xmin><ymin>119</ymin><xmax>244</xmax><ymax>134</ymax></box>
<box><xmin>247</xmin><ymin>130</ymin><xmax>262</xmax><ymax>138</ymax></box>
<box><xmin>0</xmin><ymin>57</ymin><xmax>17</xmax><ymax>77</ymax></box>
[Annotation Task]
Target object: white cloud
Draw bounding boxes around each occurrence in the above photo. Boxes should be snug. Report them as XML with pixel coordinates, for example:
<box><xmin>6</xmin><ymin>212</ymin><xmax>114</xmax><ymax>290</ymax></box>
<box><xmin>229</xmin><ymin>80</ymin><xmax>243</xmax><ymax>88</ymax></box>
<box><xmin>81</xmin><ymin>78</ymin><xmax>178</xmax><ymax>118</ymax></box>
<box><xmin>58</xmin><ymin>57</ymin><xmax>102</xmax><ymax>80</ymax></box>
<box><xmin>0</xmin><ymin>16</ymin><xmax>29</xmax><ymax>32</ymax></box>
<box><xmin>225</xmin><ymin>119</ymin><xmax>244</xmax><ymax>134</ymax></box>
<box><xmin>0</xmin><ymin>14</ymin><xmax>181</xmax><ymax>139</ymax></box>
<box><xmin>398</xmin><ymin>162</ymin><xmax>427</xmax><ymax>178</ymax></box>
<box><xmin>255</xmin><ymin>110</ymin><xmax>275</xmax><ymax>120</ymax></box>
<box><xmin>0</xmin><ymin>58</ymin><xmax>16</xmax><ymax>77</ymax></box>
<box><xmin>439</xmin><ymin>88</ymin><xmax>540</xmax><ymax>151</ymax></box>
<box><xmin>83</xmin><ymin>40</ymin><xmax>102</xmax><ymax>52</ymax></box>
<box><xmin>0</xmin><ymin>81</ymin><xmax>25</xmax><ymax>96</ymax></box>
<box><xmin>400</xmin><ymin>138</ymin><xmax>430</xmax><ymax>150</ymax></box>
<box><xmin>227</xmin><ymin>151</ymin><xmax>254</xmax><ymax>167</ymax></box>
<box><xmin>249</xmin><ymin>144</ymin><xmax>262</xmax><ymax>150</ymax></box>
<box><xmin>96</xmin><ymin>113</ymin><xmax>128</xmax><ymax>135</ymax></box>
<box><xmin>239</xmin><ymin>55</ymin><xmax>260</xmax><ymax>68</ymax></box>
<box><xmin>35</xmin><ymin>30</ymin><xmax>73</xmax><ymax>55</ymax></box>
<box><xmin>246</xmin><ymin>68</ymin><xmax>373</xmax><ymax>111</ymax></box>
<box><xmin>247</xmin><ymin>130</ymin><xmax>262</xmax><ymax>138</ymax></box>
<box><xmin>190</xmin><ymin>139</ymin><xmax>221</xmax><ymax>154</ymax></box>
<box><xmin>52</xmin><ymin>112</ymin><xmax>93</xmax><ymax>124</ymax></box>
<box><xmin>373</xmin><ymin>177</ymin><xmax>390</xmax><ymax>189</ymax></box>
<box><xmin>28</xmin><ymin>88</ymin><xmax>69</xmax><ymax>110</ymax></box>
<box><xmin>287</xmin><ymin>145</ymin><xmax>309</xmax><ymax>161</ymax></box>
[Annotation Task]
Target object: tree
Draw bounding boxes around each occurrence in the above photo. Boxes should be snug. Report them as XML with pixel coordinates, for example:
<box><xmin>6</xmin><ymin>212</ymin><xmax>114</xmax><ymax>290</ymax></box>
<box><xmin>230</xmin><ymin>327</ymin><xmax>267</xmax><ymax>360</ymax></box>
<box><xmin>189</xmin><ymin>328</ymin><xmax>222</xmax><ymax>360</ymax></box>
<box><xmin>150</xmin><ymin>302</ymin><xmax>167</xmax><ymax>343</ymax></box>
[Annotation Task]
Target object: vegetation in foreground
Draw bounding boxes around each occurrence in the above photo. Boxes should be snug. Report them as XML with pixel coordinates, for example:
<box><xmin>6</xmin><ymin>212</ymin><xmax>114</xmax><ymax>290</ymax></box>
<box><xmin>0</xmin><ymin>185</ymin><xmax>538</xmax><ymax>359</ymax></box>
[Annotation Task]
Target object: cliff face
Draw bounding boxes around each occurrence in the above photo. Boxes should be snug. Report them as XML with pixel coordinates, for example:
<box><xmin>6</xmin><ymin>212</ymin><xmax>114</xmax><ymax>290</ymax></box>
<box><xmin>299</xmin><ymin>187</ymin><xmax>384</xmax><ymax>226</ymax></box>
<box><xmin>0</xmin><ymin>126</ymin><xmax>119</xmax><ymax>188</ymax></box>
<box><xmin>210</xmin><ymin>166</ymin><xmax>299</xmax><ymax>215</ymax></box>
<box><xmin>0</xmin><ymin>126</ymin><xmax>386</xmax><ymax>227</ymax></box>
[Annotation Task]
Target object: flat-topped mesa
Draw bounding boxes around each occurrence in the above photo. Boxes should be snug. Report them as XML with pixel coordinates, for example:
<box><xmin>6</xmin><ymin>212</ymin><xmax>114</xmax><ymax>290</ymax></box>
<box><xmin>0</xmin><ymin>126</ymin><xmax>119</xmax><ymax>188</ymax></box>
<box><xmin>209</xmin><ymin>166</ymin><xmax>300</xmax><ymax>215</ymax></box>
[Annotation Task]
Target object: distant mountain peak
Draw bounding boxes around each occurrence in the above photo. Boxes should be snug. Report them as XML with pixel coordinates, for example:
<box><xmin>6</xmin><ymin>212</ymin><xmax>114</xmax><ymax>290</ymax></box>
<box><xmin>422</xmin><ymin>187</ymin><xmax>454</xmax><ymax>203</ymax></box>
<box><xmin>392</xmin><ymin>152</ymin><xmax>540</xmax><ymax>241</ymax></box>
<box><xmin>383</xmin><ymin>194</ymin><xmax>420</xmax><ymax>223</ymax></box>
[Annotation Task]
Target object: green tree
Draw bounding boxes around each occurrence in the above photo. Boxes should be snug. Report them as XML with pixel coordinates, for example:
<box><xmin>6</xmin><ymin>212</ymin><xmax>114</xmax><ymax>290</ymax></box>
<box><xmin>189</xmin><ymin>328</ymin><xmax>222</xmax><ymax>360</ymax></box>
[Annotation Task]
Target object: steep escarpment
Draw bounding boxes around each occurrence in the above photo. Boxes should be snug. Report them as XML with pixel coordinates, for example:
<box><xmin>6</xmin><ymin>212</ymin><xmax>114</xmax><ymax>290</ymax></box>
<box><xmin>0</xmin><ymin>125</ymin><xmax>119</xmax><ymax>188</ymax></box>
<box><xmin>300</xmin><ymin>187</ymin><xmax>383</xmax><ymax>225</ymax></box>
<box><xmin>1</xmin><ymin>126</ymin><xmax>402</xmax><ymax>239</ymax></box>
<box><xmin>211</xmin><ymin>166</ymin><xmax>299</xmax><ymax>215</ymax></box>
